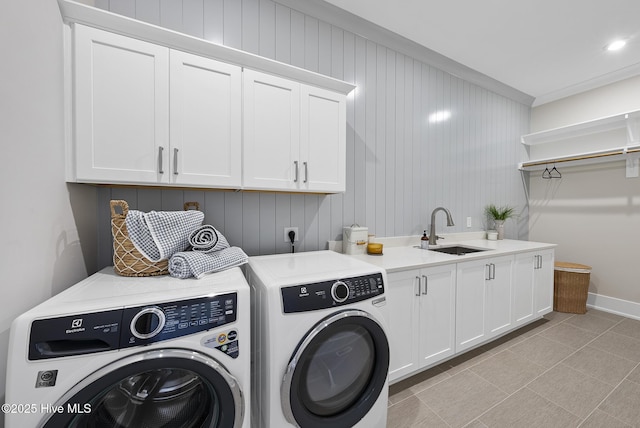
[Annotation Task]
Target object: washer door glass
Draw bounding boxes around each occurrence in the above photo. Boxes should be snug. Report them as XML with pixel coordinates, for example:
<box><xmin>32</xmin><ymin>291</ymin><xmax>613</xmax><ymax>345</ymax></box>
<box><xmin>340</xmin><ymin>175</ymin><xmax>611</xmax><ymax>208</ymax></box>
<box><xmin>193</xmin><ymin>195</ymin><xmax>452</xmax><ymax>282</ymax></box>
<box><xmin>283</xmin><ymin>310</ymin><xmax>389</xmax><ymax>427</ymax></box>
<box><xmin>41</xmin><ymin>349</ymin><xmax>243</xmax><ymax>428</ymax></box>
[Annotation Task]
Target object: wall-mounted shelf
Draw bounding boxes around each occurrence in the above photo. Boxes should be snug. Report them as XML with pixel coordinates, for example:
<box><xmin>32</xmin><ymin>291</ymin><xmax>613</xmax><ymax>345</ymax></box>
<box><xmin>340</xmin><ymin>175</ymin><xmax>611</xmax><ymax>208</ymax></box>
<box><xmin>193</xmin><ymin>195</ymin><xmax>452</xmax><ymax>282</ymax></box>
<box><xmin>519</xmin><ymin>110</ymin><xmax>640</xmax><ymax>178</ymax></box>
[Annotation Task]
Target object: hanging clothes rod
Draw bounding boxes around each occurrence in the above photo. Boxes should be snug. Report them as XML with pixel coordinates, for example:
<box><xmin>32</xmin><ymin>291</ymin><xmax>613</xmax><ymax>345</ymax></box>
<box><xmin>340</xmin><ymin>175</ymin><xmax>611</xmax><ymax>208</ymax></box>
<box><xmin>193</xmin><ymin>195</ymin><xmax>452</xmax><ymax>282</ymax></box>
<box><xmin>521</xmin><ymin>146</ymin><xmax>640</xmax><ymax>169</ymax></box>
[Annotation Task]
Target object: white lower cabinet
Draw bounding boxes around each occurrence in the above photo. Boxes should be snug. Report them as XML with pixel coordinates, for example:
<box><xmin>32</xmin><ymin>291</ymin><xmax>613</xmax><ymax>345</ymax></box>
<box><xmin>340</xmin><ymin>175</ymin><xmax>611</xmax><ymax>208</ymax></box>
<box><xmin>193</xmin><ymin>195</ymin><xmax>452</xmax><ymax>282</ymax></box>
<box><xmin>387</xmin><ymin>265</ymin><xmax>456</xmax><ymax>383</ymax></box>
<box><xmin>455</xmin><ymin>255</ymin><xmax>513</xmax><ymax>353</ymax></box>
<box><xmin>386</xmin><ymin>247</ymin><xmax>554</xmax><ymax>383</ymax></box>
<box><xmin>513</xmin><ymin>249</ymin><xmax>554</xmax><ymax>328</ymax></box>
<box><xmin>534</xmin><ymin>249</ymin><xmax>555</xmax><ymax>316</ymax></box>
<box><xmin>513</xmin><ymin>252</ymin><xmax>536</xmax><ymax>328</ymax></box>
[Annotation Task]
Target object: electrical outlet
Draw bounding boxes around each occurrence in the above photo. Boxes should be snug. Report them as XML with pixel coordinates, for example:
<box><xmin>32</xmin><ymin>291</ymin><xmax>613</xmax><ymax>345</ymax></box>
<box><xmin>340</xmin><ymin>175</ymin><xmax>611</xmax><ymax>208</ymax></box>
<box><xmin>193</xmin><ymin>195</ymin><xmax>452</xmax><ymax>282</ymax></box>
<box><xmin>466</xmin><ymin>217</ymin><xmax>472</xmax><ymax>228</ymax></box>
<box><xmin>284</xmin><ymin>227</ymin><xmax>299</xmax><ymax>242</ymax></box>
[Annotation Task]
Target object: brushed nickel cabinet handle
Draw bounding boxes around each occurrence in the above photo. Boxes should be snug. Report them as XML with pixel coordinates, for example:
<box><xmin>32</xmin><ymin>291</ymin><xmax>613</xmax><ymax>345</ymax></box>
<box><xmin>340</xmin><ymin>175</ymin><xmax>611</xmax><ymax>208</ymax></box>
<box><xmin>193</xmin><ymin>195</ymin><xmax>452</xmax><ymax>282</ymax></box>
<box><xmin>303</xmin><ymin>161</ymin><xmax>308</xmax><ymax>183</ymax></box>
<box><xmin>415</xmin><ymin>276</ymin><xmax>421</xmax><ymax>297</ymax></box>
<box><xmin>173</xmin><ymin>148</ymin><xmax>179</xmax><ymax>175</ymax></box>
<box><xmin>294</xmin><ymin>161</ymin><xmax>299</xmax><ymax>183</ymax></box>
<box><xmin>422</xmin><ymin>275</ymin><xmax>428</xmax><ymax>295</ymax></box>
<box><xmin>158</xmin><ymin>146</ymin><xmax>164</xmax><ymax>174</ymax></box>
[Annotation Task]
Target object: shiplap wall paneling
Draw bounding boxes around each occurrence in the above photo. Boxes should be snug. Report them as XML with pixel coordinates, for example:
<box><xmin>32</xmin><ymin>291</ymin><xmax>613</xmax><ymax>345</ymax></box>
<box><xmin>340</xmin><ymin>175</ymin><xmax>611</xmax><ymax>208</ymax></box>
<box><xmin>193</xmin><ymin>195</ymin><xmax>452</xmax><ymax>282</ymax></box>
<box><xmin>93</xmin><ymin>0</ymin><xmax>530</xmax><ymax>267</ymax></box>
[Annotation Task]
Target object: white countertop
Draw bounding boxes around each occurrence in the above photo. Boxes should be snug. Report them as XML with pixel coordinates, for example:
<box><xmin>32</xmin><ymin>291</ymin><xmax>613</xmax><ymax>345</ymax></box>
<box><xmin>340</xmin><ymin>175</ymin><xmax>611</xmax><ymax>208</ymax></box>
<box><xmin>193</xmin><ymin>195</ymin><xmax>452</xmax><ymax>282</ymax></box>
<box><xmin>348</xmin><ymin>238</ymin><xmax>556</xmax><ymax>273</ymax></box>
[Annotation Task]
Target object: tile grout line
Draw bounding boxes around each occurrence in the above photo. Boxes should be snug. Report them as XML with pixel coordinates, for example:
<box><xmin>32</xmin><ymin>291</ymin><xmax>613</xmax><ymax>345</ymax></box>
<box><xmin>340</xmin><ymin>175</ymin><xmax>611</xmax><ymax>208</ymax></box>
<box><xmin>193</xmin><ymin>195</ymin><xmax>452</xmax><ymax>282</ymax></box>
<box><xmin>523</xmin><ymin>313</ymin><xmax>640</xmax><ymax>424</ymax></box>
<box><xmin>461</xmin><ymin>314</ymin><xmax>584</xmax><ymax>424</ymax></box>
<box><xmin>463</xmin><ymin>312</ymin><xmax>626</xmax><ymax>426</ymax></box>
<box><xmin>518</xmin><ymin>315</ymin><xmax>626</xmax><ymax>422</ymax></box>
<box><xmin>389</xmin><ymin>311</ymin><xmax>638</xmax><ymax>427</ymax></box>
<box><xmin>576</xmin><ymin>359</ymin><xmax>640</xmax><ymax>428</ymax></box>
<box><xmin>391</xmin><ymin>314</ymin><xmax>570</xmax><ymax>425</ymax></box>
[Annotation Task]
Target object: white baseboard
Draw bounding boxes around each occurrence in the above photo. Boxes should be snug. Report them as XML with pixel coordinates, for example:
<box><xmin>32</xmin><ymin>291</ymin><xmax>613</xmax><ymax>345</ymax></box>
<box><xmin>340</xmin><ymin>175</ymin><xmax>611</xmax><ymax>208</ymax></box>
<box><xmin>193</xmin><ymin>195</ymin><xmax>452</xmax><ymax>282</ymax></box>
<box><xmin>587</xmin><ymin>292</ymin><xmax>640</xmax><ymax>321</ymax></box>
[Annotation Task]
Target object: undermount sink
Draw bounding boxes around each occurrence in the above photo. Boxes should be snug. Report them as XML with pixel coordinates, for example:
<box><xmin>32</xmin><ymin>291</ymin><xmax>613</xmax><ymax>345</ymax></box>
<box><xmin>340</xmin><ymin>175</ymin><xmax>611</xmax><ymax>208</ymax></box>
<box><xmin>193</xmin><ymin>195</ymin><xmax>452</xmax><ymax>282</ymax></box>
<box><xmin>428</xmin><ymin>245</ymin><xmax>489</xmax><ymax>256</ymax></box>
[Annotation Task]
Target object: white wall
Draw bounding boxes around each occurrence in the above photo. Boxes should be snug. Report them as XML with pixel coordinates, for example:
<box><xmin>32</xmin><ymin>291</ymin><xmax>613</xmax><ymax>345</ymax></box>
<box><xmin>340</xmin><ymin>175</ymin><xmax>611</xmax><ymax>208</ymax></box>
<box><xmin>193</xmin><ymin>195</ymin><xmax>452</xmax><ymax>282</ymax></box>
<box><xmin>529</xmin><ymin>75</ymin><xmax>640</xmax><ymax>316</ymax></box>
<box><xmin>0</xmin><ymin>0</ymin><xmax>97</xmax><ymax>418</ymax></box>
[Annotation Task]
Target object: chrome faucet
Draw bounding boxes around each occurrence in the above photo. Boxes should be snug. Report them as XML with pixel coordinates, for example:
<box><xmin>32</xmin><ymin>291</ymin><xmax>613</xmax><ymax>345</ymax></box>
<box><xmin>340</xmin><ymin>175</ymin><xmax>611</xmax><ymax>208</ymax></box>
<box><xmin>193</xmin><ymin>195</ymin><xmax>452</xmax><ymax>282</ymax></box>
<box><xmin>429</xmin><ymin>207</ymin><xmax>455</xmax><ymax>245</ymax></box>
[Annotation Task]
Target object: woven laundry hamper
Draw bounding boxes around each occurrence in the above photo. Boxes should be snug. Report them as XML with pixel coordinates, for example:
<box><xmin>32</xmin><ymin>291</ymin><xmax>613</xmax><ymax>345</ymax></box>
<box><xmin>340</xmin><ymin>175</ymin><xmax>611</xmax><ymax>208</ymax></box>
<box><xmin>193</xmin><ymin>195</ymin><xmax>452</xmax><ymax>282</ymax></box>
<box><xmin>553</xmin><ymin>262</ymin><xmax>592</xmax><ymax>314</ymax></box>
<box><xmin>110</xmin><ymin>200</ymin><xmax>201</xmax><ymax>277</ymax></box>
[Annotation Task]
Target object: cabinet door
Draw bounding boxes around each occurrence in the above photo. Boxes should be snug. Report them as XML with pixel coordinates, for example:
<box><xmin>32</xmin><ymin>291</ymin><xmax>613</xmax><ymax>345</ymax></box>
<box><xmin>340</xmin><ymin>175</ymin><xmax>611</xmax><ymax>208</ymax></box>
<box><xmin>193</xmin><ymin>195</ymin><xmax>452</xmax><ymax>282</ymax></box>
<box><xmin>485</xmin><ymin>255</ymin><xmax>513</xmax><ymax>338</ymax></box>
<box><xmin>74</xmin><ymin>25</ymin><xmax>169</xmax><ymax>184</ymax></box>
<box><xmin>534</xmin><ymin>249</ymin><xmax>555</xmax><ymax>316</ymax></box>
<box><xmin>455</xmin><ymin>259</ymin><xmax>488</xmax><ymax>352</ymax></box>
<box><xmin>419</xmin><ymin>265</ymin><xmax>456</xmax><ymax>368</ymax></box>
<box><xmin>169</xmin><ymin>51</ymin><xmax>241</xmax><ymax>187</ymax></box>
<box><xmin>512</xmin><ymin>252</ymin><xmax>535</xmax><ymax>328</ymax></box>
<box><xmin>300</xmin><ymin>86</ymin><xmax>346</xmax><ymax>193</ymax></box>
<box><xmin>243</xmin><ymin>69</ymin><xmax>300</xmax><ymax>191</ymax></box>
<box><xmin>386</xmin><ymin>270</ymin><xmax>420</xmax><ymax>383</ymax></box>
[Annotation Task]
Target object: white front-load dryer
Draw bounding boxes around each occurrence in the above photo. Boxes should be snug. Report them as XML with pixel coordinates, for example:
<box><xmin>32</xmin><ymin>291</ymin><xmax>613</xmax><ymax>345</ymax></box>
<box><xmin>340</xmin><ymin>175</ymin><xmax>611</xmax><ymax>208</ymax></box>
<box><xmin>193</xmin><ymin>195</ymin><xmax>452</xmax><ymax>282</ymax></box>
<box><xmin>5</xmin><ymin>267</ymin><xmax>250</xmax><ymax>428</ymax></box>
<box><xmin>245</xmin><ymin>251</ymin><xmax>389</xmax><ymax>428</ymax></box>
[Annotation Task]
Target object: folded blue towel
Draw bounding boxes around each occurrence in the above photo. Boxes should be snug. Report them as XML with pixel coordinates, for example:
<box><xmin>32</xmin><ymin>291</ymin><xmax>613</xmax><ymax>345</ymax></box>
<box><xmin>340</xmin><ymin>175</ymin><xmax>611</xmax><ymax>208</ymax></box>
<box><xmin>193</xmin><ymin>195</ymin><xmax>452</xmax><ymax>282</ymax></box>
<box><xmin>189</xmin><ymin>225</ymin><xmax>229</xmax><ymax>253</ymax></box>
<box><xmin>126</xmin><ymin>209</ymin><xmax>204</xmax><ymax>262</ymax></box>
<box><xmin>169</xmin><ymin>247</ymin><xmax>248</xmax><ymax>279</ymax></box>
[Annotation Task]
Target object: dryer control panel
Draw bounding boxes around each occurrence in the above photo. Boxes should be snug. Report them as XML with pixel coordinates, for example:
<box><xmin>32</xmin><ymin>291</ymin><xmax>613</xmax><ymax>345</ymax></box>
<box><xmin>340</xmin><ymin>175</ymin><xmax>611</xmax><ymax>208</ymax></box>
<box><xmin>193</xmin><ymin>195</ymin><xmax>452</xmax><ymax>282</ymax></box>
<box><xmin>281</xmin><ymin>273</ymin><xmax>384</xmax><ymax>313</ymax></box>
<box><xmin>28</xmin><ymin>292</ymin><xmax>237</xmax><ymax>360</ymax></box>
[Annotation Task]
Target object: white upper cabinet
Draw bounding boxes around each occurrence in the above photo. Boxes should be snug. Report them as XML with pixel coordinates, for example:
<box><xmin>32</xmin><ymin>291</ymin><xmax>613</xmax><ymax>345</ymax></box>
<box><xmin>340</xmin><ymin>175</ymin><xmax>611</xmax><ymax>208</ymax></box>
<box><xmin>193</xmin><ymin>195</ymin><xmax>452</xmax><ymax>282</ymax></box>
<box><xmin>169</xmin><ymin>51</ymin><xmax>242</xmax><ymax>187</ymax></box>
<box><xmin>61</xmin><ymin>1</ymin><xmax>354</xmax><ymax>192</ymax></box>
<box><xmin>243</xmin><ymin>70</ymin><xmax>301</xmax><ymax>191</ymax></box>
<box><xmin>73</xmin><ymin>25</ymin><xmax>242</xmax><ymax>188</ymax></box>
<box><xmin>74</xmin><ymin>25</ymin><xmax>170</xmax><ymax>184</ymax></box>
<box><xmin>243</xmin><ymin>70</ymin><xmax>346</xmax><ymax>193</ymax></box>
<box><xmin>300</xmin><ymin>86</ymin><xmax>346</xmax><ymax>192</ymax></box>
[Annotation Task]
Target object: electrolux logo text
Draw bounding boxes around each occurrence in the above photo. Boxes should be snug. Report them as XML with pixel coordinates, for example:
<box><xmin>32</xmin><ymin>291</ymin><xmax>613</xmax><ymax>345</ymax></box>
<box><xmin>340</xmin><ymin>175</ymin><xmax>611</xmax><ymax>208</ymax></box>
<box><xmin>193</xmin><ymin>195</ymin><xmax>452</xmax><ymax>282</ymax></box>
<box><xmin>66</xmin><ymin>318</ymin><xmax>85</xmax><ymax>334</ymax></box>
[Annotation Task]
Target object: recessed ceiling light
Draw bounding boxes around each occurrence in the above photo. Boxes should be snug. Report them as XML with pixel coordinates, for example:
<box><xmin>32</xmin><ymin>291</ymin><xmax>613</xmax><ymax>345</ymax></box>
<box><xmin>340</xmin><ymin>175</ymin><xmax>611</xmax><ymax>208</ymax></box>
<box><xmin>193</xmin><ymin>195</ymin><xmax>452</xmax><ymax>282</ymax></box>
<box><xmin>606</xmin><ymin>39</ymin><xmax>626</xmax><ymax>51</ymax></box>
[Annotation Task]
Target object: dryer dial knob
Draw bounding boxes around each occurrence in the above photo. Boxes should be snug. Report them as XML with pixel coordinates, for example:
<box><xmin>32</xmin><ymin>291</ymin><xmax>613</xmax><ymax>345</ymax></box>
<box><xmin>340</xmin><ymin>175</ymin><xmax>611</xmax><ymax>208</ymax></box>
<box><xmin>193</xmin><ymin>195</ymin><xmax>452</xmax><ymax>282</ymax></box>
<box><xmin>131</xmin><ymin>307</ymin><xmax>166</xmax><ymax>339</ymax></box>
<box><xmin>331</xmin><ymin>281</ymin><xmax>350</xmax><ymax>303</ymax></box>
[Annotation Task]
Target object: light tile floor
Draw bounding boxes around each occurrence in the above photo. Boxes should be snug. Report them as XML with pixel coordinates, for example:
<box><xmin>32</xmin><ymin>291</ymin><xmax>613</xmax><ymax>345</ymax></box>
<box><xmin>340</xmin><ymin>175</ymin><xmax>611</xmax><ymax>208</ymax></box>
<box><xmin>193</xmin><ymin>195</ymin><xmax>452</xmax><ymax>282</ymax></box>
<box><xmin>387</xmin><ymin>310</ymin><xmax>640</xmax><ymax>427</ymax></box>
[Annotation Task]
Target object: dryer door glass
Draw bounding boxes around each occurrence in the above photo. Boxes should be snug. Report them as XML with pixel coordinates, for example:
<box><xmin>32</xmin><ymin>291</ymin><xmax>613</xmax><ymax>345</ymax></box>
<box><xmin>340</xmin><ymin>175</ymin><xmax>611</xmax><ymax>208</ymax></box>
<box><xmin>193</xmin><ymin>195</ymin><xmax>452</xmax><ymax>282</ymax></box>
<box><xmin>303</xmin><ymin>325</ymin><xmax>374</xmax><ymax>414</ymax></box>
<box><xmin>283</xmin><ymin>310</ymin><xmax>389</xmax><ymax>427</ymax></box>
<box><xmin>41</xmin><ymin>349</ymin><xmax>243</xmax><ymax>428</ymax></box>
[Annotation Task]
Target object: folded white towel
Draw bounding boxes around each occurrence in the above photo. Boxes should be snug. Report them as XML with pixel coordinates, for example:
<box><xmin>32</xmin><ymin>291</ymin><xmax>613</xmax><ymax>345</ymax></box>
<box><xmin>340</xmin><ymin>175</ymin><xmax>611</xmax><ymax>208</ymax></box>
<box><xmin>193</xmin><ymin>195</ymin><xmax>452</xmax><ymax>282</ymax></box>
<box><xmin>189</xmin><ymin>225</ymin><xmax>229</xmax><ymax>253</ymax></box>
<box><xmin>169</xmin><ymin>247</ymin><xmax>248</xmax><ymax>279</ymax></box>
<box><xmin>126</xmin><ymin>209</ymin><xmax>204</xmax><ymax>262</ymax></box>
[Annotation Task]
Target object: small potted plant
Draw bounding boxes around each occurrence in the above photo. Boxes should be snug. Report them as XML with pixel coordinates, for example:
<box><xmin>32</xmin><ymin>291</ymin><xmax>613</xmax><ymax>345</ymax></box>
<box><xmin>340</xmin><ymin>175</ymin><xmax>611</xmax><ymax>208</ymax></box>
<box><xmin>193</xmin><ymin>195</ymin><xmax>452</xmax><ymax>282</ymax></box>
<box><xmin>485</xmin><ymin>204</ymin><xmax>516</xmax><ymax>240</ymax></box>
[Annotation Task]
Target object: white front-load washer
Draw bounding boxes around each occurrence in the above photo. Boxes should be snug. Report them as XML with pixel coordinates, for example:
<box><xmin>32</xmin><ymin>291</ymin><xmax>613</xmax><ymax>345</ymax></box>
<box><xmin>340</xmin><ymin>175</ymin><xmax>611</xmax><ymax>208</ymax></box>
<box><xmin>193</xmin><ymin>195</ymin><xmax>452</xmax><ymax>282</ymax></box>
<box><xmin>245</xmin><ymin>250</ymin><xmax>389</xmax><ymax>428</ymax></box>
<box><xmin>5</xmin><ymin>267</ymin><xmax>250</xmax><ymax>428</ymax></box>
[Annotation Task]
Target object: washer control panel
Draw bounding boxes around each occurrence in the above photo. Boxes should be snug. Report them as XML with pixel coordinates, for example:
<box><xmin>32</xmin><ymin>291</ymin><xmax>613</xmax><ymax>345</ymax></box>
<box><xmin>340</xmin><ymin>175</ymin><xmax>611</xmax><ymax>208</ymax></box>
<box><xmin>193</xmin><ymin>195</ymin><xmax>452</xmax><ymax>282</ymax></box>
<box><xmin>28</xmin><ymin>292</ymin><xmax>237</xmax><ymax>360</ymax></box>
<box><xmin>281</xmin><ymin>273</ymin><xmax>384</xmax><ymax>313</ymax></box>
<box><xmin>121</xmin><ymin>292</ymin><xmax>237</xmax><ymax>348</ymax></box>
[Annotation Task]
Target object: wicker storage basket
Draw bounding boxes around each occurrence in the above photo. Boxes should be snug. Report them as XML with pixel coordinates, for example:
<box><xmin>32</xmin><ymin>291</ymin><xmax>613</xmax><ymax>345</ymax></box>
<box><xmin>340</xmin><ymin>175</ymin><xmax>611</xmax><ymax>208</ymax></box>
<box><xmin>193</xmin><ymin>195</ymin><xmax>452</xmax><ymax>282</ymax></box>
<box><xmin>110</xmin><ymin>200</ymin><xmax>169</xmax><ymax>277</ymax></box>
<box><xmin>553</xmin><ymin>261</ymin><xmax>592</xmax><ymax>314</ymax></box>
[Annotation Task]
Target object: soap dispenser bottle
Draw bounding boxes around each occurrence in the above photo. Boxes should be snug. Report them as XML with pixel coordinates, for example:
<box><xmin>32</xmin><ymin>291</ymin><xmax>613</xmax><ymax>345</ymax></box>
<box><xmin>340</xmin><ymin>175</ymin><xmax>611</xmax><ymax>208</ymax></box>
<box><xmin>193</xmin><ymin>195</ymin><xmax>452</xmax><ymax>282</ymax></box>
<box><xmin>420</xmin><ymin>230</ymin><xmax>429</xmax><ymax>249</ymax></box>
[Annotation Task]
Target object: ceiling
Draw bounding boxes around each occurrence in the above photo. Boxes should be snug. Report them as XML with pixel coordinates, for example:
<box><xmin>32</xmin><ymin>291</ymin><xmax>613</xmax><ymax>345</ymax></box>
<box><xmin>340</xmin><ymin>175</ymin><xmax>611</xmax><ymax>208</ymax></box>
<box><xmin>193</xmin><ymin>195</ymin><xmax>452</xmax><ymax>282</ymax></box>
<box><xmin>321</xmin><ymin>0</ymin><xmax>640</xmax><ymax>106</ymax></box>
